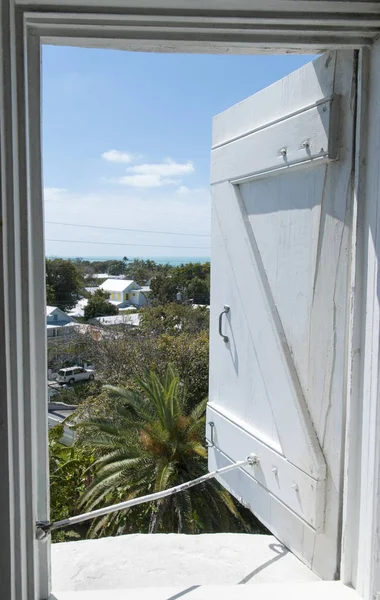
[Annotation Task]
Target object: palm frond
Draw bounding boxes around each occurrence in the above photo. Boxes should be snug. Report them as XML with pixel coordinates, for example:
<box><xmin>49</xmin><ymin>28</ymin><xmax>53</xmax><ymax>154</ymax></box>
<box><xmin>76</xmin><ymin>364</ymin><xmax>254</xmax><ymax>536</ymax></box>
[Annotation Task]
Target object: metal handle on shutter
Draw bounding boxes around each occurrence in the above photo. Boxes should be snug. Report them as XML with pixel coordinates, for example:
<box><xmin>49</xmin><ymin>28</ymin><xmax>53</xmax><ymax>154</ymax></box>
<box><xmin>206</xmin><ymin>421</ymin><xmax>215</xmax><ymax>448</ymax></box>
<box><xmin>218</xmin><ymin>305</ymin><xmax>230</xmax><ymax>343</ymax></box>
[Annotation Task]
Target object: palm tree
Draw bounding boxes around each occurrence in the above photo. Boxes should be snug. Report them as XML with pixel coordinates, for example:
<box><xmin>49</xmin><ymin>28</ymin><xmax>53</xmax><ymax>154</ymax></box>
<box><xmin>78</xmin><ymin>366</ymin><xmax>250</xmax><ymax>537</ymax></box>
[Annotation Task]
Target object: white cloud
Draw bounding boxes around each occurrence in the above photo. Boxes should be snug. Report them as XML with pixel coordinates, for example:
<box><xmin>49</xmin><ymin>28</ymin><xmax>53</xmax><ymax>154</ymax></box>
<box><xmin>44</xmin><ymin>188</ymin><xmax>68</xmax><ymax>200</ymax></box>
<box><xmin>129</xmin><ymin>159</ymin><xmax>194</xmax><ymax>177</ymax></box>
<box><xmin>112</xmin><ymin>174</ymin><xmax>179</xmax><ymax>188</ymax></box>
<box><xmin>44</xmin><ymin>187</ymin><xmax>67</xmax><ymax>195</ymax></box>
<box><xmin>108</xmin><ymin>158</ymin><xmax>195</xmax><ymax>189</ymax></box>
<box><xmin>43</xmin><ymin>186</ymin><xmax>211</xmax><ymax>258</ymax></box>
<box><xmin>101</xmin><ymin>150</ymin><xmax>136</xmax><ymax>163</ymax></box>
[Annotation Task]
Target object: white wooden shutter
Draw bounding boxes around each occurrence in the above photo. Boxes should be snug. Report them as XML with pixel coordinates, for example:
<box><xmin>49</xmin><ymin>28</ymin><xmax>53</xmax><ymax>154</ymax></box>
<box><xmin>207</xmin><ymin>51</ymin><xmax>356</xmax><ymax>579</ymax></box>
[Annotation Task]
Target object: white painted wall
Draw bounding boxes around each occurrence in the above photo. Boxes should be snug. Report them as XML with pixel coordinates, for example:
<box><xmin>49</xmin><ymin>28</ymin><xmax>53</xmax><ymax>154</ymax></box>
<box><xmin>340</xmin><ymin>40</ymin><xmax>380</xmax><ymax>600</ymax></box>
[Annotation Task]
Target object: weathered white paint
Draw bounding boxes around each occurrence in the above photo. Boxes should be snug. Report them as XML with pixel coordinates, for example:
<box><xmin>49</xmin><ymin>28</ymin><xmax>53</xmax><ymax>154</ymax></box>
<box><xmin>50</xmin><ymin>582</ymin><xmax>361</xmax><ymax>600</ymax></box>
<box><xmin>206</xmin><ymin>410</ymin><xmax>325</xmax><ymax>529</ymax></box>
<box><xmin>51</xmin><ymin>534</ymin><xmax>319</xmax><ymax>592</ymax></box>
<box><xmin>211</xmin><ymin>98</ymin><xmax>337</xmax><ymax>184</ymax></box>
<box><xmin>340</xmin><ymin>48</ymin><xmax>368</xmax><ymax>593</ymax></box>
<box><xmin>20</xmin><ymin>2</ymin><xmax>380</xmax><ymax>55</ymax></box>
<box><xmin>208</xmin><ymin>51</ymin><xmax>356</xmax><ymax>579</ymax></box>
<box><xmin>0</xmin><ymin>2</ymin><xmax>50</xmax><ymax>600</ymax></box>
<box><xmin>339</xmin><ymin>40</ymin><xmax>380</xmax><ymax>600</ymax></box>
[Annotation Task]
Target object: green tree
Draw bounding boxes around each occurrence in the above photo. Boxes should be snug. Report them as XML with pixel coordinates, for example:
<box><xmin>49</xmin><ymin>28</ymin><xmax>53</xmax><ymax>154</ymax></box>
<box><xmin>124</xmin><ymin>259</ymin><xmax>167</xmax><ymax>285</ymax></box>
<box><xmin>46</xmin><ymin>283</ymin><xmax>56</xmax><ymax>305</ymax></box>
<box><xmin>84</xmin><ymin>289</ymin><xmax>119</xmax><ymax>321</ymax></box>
<box><xmin>157</xmin><ymin>332</ymin><xmax>209</xmax><ymax>407</ymax></box>
<box><xmin>172</xmin><ymin>262</ymin><xmax>210</xmax><ymax>304</ymax></box>
<box><xmin>46</xmin><ymin>258</ymin><xmax>83</xmax><ymax>310</ymax></box>
<box><xmin>49</xmin><ymin>424</ymin><xmax>94</xmax><ymax>542</ymax></box>
<box><xmin>107</xmin><ymin>260</ymin><xmax>127</xmax><ymax>276</ymax></box>
<box><xmin>185</xmin><ymin>276</ymin><xmax>210</xmax><ymax>304</ymax></box>
<box><xmin>78</xmin><ymin>366</ymin><xmax>254</xmax><ymax>536</ymax></box>
<box><xmin>139</xmin><ymin>303</ymin><xmax>209</xmax><ymax>336</ymax></box>
<box><xmin>74</xmin><ymin>329</ymin><xmax>210</xmax><ymax>412</ymax></box>
<box><xmin>150</xmin><ymin>272</ymin><xmax>178</xmax><ymax>304</ymax></box>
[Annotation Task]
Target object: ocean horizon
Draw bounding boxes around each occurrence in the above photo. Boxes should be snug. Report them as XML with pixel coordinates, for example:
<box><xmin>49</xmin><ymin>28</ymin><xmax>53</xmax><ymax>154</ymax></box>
<box><xmin>46</xmin><ymin>255</ymin><xmax>211</xmax><ymax>266</ymax></box>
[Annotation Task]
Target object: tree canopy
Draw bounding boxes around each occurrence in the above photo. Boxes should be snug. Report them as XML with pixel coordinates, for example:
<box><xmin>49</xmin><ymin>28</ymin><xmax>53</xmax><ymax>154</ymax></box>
<box><xmin>150</xmin><ymin>262</ymin><xmax>210</xmax><ymax>305</ymax></box>
<box><xmin>77</xmin><ymin>366</ymin><xmax>253</xmax><ymax>536</ymax></box>
<box><xmin>84</xmin><ymin>289</ymin><xmax>119</xmax><ymax>321</ymax></box>
<box><xmin>139</xmin><ymin>303</ymin><xmax>209</xmax><ymax>336</ymax></box>
<box><xmin>46</xmin><ymin>258</ymin><xmax>83</xmax><ymax>310</ymax></box>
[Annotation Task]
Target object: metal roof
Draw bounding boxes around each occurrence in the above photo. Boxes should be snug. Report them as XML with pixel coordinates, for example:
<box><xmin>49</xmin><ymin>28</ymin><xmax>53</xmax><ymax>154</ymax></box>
<box><xmin>100</xmin><ymin>279</ymin><xmax>138</xmax><ymax>292</ymax></box>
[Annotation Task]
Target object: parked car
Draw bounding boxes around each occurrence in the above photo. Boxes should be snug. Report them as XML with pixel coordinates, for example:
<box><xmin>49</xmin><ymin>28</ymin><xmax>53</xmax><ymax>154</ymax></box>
<box><xmin>56</xmin><ymin>366</ymin><xmax>95</xmax><ymax>385</ymax></box>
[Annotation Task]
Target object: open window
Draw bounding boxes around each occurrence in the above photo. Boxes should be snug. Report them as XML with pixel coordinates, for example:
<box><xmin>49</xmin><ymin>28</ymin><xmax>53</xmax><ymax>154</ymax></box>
<box><xmin>4</xmin><ymin>1</ymin><xmax>380</xmax><ymax>596</ymax></box>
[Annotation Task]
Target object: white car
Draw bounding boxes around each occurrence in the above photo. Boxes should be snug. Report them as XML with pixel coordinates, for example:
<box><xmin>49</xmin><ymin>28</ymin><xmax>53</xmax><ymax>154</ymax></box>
<box><xmin>56</xmin><ymin>366</ymin><xmax>95</xmax><ymax>385</ymax></box>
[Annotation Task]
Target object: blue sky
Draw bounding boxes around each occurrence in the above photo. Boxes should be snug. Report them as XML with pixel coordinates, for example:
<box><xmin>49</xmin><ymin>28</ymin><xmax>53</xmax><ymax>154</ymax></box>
<box><xmin>43</xmin><ymin>47</ymin><xmax>314</xmax><ymax>259</ymax></box>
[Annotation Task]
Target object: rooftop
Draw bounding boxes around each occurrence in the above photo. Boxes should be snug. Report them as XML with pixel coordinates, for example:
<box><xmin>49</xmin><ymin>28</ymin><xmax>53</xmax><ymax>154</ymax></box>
<box><xmin>100</xmin><ymin>279</ymin><xmax>137</xmax><ymax>293</ymax></box>
<box><xmin>46</xmin><ymin>305</ymin><xmax>65</xmax><ymax>316</ymax></box>
<box><xmin>47</xmin><ymin>322</ymin><xmax>77</xmax><ymax>329</ymax></box>
<box><xmin>90</xmin><ymin>314</ymin><xmax>140</xmax><ymax>326</ymax></box>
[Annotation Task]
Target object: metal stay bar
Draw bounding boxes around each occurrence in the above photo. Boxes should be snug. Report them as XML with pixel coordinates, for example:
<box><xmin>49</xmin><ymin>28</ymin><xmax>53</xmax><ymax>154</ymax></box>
<box><xmin>36</xmin><ymin>453</ymin><xmax>259</xmax><ymax>539</ymax></box>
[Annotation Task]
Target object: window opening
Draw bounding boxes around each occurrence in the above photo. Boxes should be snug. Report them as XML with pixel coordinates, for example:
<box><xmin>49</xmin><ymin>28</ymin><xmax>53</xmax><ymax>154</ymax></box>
<box><xmin>42</xmin><ymin>46</ymin><xmax>318</xmax><ymax>592</ymax></box>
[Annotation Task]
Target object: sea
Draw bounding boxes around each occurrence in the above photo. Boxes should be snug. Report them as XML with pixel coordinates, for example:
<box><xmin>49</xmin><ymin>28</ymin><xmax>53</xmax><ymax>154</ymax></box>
<box><xmin>49</xmin><ymin>255</ymin><xmax>211</xmax><ymax>266</ymax></box>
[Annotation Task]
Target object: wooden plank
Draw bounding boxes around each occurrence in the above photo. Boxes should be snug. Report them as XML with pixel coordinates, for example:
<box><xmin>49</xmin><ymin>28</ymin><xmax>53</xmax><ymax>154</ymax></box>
<box><xmin>211</xmin><ymin>180</ymin><xmax>326</xmax><ymax>479</ymax></box>
<box><xmin>212</xmin><ymin>52</ymin><xmax>337</xmax><ymax>148</ymax></box>
<box><xmin>16</xmin><ymin>0</ymin><xmax>380</xmax><ymax>16</ymax></box>
<box><xmin>351</xmin><ymin>41</ymin><xmax>380</xmax><ymax>600</ymax></box>
<box><xmin>207</xmin><ymin>406</ymin><xmax>325</xmax><ymax>529</ymax></box>
<box><xmin>24</xmin><ymin>13</ymin><xmax>380</xmax><ymax>28</ymax></box>
<box><xmin>211</xmin><ymin>99</ymin><xmax>335</xmax><ymax>185</ymax></box>
<box><xmin>208</xmin><ymin>448</ymin><xmax>319</xmax><ymax>574</ymax></box>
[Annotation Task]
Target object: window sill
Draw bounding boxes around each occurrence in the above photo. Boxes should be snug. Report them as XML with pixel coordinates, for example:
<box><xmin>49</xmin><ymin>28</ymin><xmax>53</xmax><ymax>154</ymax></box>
<box><xmin>51</xmin><ymin>533</ymin><xmax>325</xmax><ymax>595</ymax></box>
<box><xmin>51</xmin><ymin>582</ymin><xmax>359</xmax><ymax>600</ymax></box>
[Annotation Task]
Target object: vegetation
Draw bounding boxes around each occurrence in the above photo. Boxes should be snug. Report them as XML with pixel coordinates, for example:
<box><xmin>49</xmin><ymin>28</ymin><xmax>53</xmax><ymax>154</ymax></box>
<box><xmin>84</xmin><ymin>289</ymin><xmax>119</xmax><ymax>321</ymax></box>
<box><xmin>139</xmin><ymin>303</ymin><xmax>209</xmax><ymax>336</ymax></box>
<box><xmin>46</xmin><ymin>258</ymin><xmax>210</xmax><ymax>307</ymax></box>
<box><xmin>77</xmin><ymin>321</ymin><xmax>209</xmax><ymax>407</ymax></box>
<box><xmin>49</xmin><ymin>424</ymin><xmax>94</xmax><ymax>542</ymax></box>
<box><xmin>69</xmin><ymin>257</ymin><xmax>171</xmax><ymax>285</ymax></box>
<box><xmin>149</xmin><ymin>272</ymin><xmax>179</xmax><ymax>304</ymax></box>
<box><xmin>150</xmin><ymin>262</ymin><xmax>210</xmax><ymax>305</ymax></box>
<box><xmin>125</xmin><ymin>258</ymin><xmax>169</xmax><ymax>285</ymax></box>
<box><xmin>47</xmin><ymin>257</ymin><xmax>266</xmax><ymax>540</ymax></box>
<box><xmin>46</xmin><ymin>258</ymin><xmax>83</xmax><ymax>310</ymax></box>
<box><xmin>77</xmin><ymin>366</ymin><xmax>254</xmax><ymax>536</ymax></box>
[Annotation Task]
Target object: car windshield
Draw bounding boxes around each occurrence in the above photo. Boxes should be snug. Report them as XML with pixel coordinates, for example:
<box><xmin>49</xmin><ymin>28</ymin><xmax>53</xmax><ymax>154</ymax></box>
<box><xmin>58</xmin><ymin>370</ymin><xmax>65</xmax><ymax>376</ymax></box>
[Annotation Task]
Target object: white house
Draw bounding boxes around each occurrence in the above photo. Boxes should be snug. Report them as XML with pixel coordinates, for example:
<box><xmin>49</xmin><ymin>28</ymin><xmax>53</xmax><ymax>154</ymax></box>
<box><xmin>46</xmin><ymin>306</ymin><xmax>77</xmax><ymax>338</ymax></box>
<box><xmin>99</xmin><ymin>278</ymin><xmax>150</xmax><ymax>308</ymax></box>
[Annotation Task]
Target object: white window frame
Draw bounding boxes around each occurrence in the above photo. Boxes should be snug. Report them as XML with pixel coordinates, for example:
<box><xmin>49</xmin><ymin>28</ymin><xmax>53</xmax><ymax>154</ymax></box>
<box><xmin>1</xmin><ymin>3</ymin><xmax>380</xmax><ymax>600</ymax></box>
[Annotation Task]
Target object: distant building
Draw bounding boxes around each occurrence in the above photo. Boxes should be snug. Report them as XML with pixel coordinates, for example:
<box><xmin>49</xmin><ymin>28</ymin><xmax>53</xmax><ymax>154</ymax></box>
<box><xmin>89</xmin><ymin>313</ymin><xmax>140</xmax><ymax>327</ymax></box>
<box><xmin>99</xmin><ymin>278</ymin><xmax>151</xmax><ymax>308</ymax></box>
<box><xmin>48</xmin><ymin>402</ymin><xmax>77</xmax><ymax>446</ymax></box>
<box><xmin>46</xmin><ymin>306</ymin><xmax>77</xmax><ymax>338</ymax></box>
<box><xmin>67</xmin><ymin>297</ymin><xmax>89</xmax><ymax>318</ymax></box>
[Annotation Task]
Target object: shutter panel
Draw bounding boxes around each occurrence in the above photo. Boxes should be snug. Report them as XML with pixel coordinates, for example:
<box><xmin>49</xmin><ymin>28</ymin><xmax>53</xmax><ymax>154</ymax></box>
<box><xmin>207</xmin><ymin>51</ymin><xmax>356</xmax><ymax>579</ymax></box>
